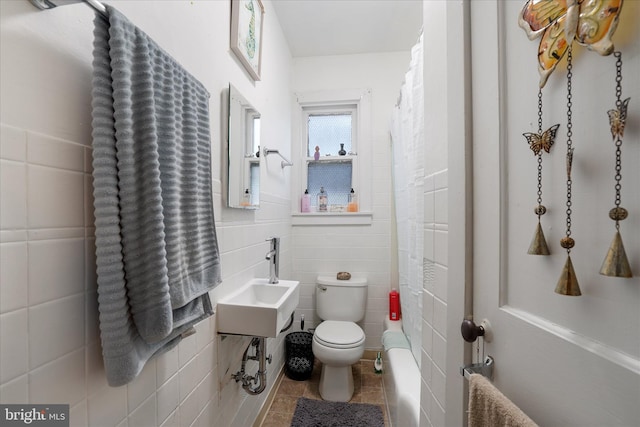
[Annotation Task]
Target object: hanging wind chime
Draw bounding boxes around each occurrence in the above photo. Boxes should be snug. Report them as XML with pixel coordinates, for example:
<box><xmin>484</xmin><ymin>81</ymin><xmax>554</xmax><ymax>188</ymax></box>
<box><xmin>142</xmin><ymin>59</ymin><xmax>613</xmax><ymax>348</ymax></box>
<box><xmin>556</xmin><ymin>46</ymin><xmax>580</xmax><ymax>295</ymax></box>
<box><xmin>600</xmin><ymin>51</ymin><xmax>632</xmax><ymax>278</ymax></box>
<box><xmin>518</xmin><ymin>0</ymin><xmax>627</xmax><ymax>295</ymax></box>
<box><xmin>523</xmin><ymin>89</ymin><xmax>559</xmax><ymax>255</ymax></box>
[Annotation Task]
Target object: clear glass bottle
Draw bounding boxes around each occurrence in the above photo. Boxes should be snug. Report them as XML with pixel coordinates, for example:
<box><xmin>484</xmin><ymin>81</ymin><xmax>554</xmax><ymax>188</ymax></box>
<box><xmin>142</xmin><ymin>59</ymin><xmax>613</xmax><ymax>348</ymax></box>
<box><xmin>241</xmin><ymin>189</ymin><xmax>251</xmax><ymax>206</ymax></box>
<box><xmin>347</xmin><ymin>188</ymin><xmax>358</xmax><ymax>212</ymax></box>
<box><xmin>317</xmin><ymin>186</ymin><xmax>328</xmax><ymax>212</ymax></box>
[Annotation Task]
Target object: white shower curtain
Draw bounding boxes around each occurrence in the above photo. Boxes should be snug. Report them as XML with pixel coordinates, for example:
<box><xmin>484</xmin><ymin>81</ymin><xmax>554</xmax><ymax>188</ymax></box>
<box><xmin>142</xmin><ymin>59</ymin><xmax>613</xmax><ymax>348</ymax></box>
<box><xmin>390</xmin><ymin>33</ymin><xmax>424</xmax><ymax>367</ymax></box>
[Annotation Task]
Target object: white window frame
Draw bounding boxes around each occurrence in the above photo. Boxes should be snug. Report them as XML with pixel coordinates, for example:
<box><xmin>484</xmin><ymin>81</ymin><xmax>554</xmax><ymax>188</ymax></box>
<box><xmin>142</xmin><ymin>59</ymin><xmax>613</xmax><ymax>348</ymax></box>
<box><xmin>291</xmin><ymin>88</ymin><xmax>372</xmax><ymax>225</ymax></box>
<box><xmin>242</xmin><ymin>111</ymin><xmax>260</xmax><ymax>207</ymax></box>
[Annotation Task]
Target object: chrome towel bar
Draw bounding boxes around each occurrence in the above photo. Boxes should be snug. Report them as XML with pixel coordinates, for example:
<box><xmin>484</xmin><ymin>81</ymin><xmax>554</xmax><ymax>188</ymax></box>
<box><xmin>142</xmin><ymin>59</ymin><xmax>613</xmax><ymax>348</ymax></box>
<box><xmin>263</xmin><ymin>147</ymin><xmax>293</xmax><ymax>168</ymax></box>
<box><xmin>461</xmin><ymin>355</ymin><xmax>494</xmax><ymax>380</ymax></box>
<box><xmin>29</xmin><ymin>0</ymin><xmax>107</xmax><ymax>17</ymax></box>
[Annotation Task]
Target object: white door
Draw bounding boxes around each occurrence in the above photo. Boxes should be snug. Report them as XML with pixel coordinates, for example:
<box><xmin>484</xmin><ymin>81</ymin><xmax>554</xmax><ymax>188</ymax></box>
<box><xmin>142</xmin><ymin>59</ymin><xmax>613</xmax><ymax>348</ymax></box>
<box><xmin>467</xmin><ymin>1</ymin><xmax>640</xmax><ymax>426</ymax></box>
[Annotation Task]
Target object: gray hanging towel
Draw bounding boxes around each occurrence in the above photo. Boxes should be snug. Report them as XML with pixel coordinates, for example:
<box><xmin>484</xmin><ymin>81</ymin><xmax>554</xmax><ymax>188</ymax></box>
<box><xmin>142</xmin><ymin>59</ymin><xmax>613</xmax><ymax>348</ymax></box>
<box><xmin>91</xmin><ymin>5</ymin><xmax>221</xmax><ymax>386</ymax></box>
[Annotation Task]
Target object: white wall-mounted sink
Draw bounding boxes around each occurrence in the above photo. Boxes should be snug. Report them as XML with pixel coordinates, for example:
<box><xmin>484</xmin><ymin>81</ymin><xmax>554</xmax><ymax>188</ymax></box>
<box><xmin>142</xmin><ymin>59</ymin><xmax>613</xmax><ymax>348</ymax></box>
<box><xmin>216</xmin><ymin>278</ymin><xmax>300</xmax><ymax>338</ymax></box>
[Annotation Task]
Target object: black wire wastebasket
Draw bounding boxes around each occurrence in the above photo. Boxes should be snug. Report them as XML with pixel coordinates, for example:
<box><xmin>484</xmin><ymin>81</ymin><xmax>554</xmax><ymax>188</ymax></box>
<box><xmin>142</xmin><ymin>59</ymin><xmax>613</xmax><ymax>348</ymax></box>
<box><xmin>284</xmin><ymin>331</ymin><xmax>314</xmax><ymax>381</ymax></box>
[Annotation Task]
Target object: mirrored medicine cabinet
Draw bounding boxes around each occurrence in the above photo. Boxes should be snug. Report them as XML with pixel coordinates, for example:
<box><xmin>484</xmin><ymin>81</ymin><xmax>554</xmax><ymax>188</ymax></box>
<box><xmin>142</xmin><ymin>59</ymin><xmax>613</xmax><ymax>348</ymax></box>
<box><xmin>227</xmin><ymin>84</ymin><xmax>260</xmax><ymax>209</ymax></box>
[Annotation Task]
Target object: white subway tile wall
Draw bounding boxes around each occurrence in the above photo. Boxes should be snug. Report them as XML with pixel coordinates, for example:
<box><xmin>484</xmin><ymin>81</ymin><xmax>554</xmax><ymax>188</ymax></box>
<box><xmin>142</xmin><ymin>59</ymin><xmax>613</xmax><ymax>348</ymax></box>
<box><xmin>0</xmin><ymin>161</ymin><xmax>27</xmax><ymax>230</ymax></box>
<box><xmin>29</xmin><ymin>294</ymin><xmax>85</xmax><ymax>369</ymax></box>
<box><xmin>0</xmin><ymin>243</ymin><xmax>28</xmax><ymax>313</ymax></box>
<box><xmin>0</xmin><ymin>124</ymin><xmax>293</xmax><ymax>426</ymax></box>
<box><xmin>421</xmin><ymin>169</ymin><xmax>448</xmax><ymax>425</ymax></box>
<box><xmin>0</xmin><ymin>309</ymin><xmax>28</xmax><ymax>383</ymax></box>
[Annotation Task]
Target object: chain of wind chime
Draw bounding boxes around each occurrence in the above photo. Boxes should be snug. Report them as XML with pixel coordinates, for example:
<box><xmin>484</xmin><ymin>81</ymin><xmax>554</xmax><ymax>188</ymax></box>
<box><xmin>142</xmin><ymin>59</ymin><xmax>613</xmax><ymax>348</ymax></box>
<box><xmin>600</xmin><ymin>51</ymin><xmax>633</xmax><ymax>278</ymax></box>
<box><xmin>556</xmin><ymin>46</ymin><xmax>581</xmax><ymax>296</ymax></box>
<box><xmin>525</xmin><ymin>90</ymin><xmax>559</xmax><ymax>255</ymax></box>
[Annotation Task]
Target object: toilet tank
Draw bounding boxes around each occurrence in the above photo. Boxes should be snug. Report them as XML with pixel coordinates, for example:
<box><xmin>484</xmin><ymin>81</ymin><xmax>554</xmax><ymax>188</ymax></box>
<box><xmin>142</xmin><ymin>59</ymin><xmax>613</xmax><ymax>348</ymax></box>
<box><xmin>316</xmin><ymin>276</ymin><xmax>368</xmax><ymax>322</ymax></box>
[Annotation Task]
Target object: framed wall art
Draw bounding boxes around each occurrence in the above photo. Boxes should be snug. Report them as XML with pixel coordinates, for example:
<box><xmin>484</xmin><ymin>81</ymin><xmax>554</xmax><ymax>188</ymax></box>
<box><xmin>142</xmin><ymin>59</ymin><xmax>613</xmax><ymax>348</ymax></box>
<box><xmin>230</xmin><ymin>0</ymin><xmax>264</xmax><ymax>81</ymax></box>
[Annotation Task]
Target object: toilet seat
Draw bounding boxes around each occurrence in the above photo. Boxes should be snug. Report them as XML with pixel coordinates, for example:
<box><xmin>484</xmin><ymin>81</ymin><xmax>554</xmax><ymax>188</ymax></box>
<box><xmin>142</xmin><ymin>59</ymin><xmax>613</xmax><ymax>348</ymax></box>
<box><xmin>314</xmin><ymin>321</ymin><xmax>365</xmax><ymax>349</ymax></box>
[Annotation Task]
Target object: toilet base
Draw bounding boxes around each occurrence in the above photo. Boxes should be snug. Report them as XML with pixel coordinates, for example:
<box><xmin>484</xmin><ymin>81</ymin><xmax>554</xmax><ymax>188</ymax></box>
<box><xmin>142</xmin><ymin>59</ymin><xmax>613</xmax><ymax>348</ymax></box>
<box><xmin>318</xmin><ymin>364</ymin><xmax>354</xmax><ymax>402</ymax></box>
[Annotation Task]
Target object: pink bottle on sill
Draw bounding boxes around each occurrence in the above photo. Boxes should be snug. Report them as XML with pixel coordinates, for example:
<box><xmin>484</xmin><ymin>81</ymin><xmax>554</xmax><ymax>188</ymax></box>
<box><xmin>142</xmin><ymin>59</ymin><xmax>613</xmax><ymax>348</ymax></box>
<box><xmin>301</xmin><ymin>189</ymin><xmax>311</xmax><ymax>213</ymax></box>
<box><xmin>389</xmin><ymin>288</ymin><xmax>400</xmax><ymax>321</ymax></box>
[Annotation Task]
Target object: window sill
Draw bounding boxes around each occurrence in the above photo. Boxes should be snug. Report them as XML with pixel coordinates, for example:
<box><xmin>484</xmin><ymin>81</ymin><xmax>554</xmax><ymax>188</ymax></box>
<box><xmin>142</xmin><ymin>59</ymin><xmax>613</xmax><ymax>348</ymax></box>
<box><xmin>291</xmin><ymin>212</ymin><xmax>373</xmax><ymax>226</ymax></box>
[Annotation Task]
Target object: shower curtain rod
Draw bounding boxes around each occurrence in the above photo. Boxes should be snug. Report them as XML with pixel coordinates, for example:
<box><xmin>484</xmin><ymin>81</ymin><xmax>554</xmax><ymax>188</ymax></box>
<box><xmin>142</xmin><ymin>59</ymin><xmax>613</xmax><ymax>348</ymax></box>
<box><xmin>29</xmin><ymin>0</ymin><xmax>107</xmax><ymax>17</ymax></box>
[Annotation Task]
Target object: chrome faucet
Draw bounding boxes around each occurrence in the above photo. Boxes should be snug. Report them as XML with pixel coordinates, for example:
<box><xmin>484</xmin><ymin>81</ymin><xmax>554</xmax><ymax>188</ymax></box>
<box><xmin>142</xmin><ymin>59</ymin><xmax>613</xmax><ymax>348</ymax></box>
<box><xmin>265</xmin><ymin>237</ymin><xmax>280</xmax><ymax>284</ymax></box>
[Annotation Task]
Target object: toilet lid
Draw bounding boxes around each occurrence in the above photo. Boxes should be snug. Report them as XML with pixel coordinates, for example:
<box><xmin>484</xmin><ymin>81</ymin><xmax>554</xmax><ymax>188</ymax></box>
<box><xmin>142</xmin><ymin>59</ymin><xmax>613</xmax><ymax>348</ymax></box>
<box><xmin>314</xmin><ymin>321</ymin><xmax>365</xmax><ymax>349</ymax></box>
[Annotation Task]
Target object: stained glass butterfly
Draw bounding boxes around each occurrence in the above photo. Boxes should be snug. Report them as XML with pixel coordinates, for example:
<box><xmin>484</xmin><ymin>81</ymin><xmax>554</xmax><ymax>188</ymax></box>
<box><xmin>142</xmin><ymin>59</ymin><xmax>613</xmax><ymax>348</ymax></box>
<box><xmin>608</xmin><ymin>97</ymin><xmax>630</xmax><ymax>140</ymax></box>
<box><xmin>519</xmin><ymin>0</ymin><xmax>624</xmax><ymax>87</ymax></box>
<box><xmin>523</xmin><ymin>124</ymin><xmax>560</xmax><ymax>155</ymax></box>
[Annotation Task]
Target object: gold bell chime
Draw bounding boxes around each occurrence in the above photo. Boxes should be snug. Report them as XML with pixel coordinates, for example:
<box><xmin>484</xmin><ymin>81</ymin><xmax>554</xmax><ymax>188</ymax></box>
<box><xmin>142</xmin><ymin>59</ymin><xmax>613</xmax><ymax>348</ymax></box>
<box><xmin>555</xmin><ymin>47</ymin><xmax>581</xmax><ymax>296</ymax></box>
<box><xmin>528</xmin><ymin>221</ymin><xmax>550</xmax><ymax>255</ymax></box>
<box><xmin>600</xmin><ymin>52</ymin><xmax>632</xmax><ymax>278</ymax></box>
<box><xmin>600</xmin><ymin>229</ymin><xmax>632</xmax><ymax>277</ymax></box>
<box><xmin>524</xmin><ymin>91</ymin><xmax>558</xmax><ymax>256</ymax></box>
<box><xmin>557</xmin><ymin>238</ymin><xmax>581</xmax><ymax>296</ymax></box>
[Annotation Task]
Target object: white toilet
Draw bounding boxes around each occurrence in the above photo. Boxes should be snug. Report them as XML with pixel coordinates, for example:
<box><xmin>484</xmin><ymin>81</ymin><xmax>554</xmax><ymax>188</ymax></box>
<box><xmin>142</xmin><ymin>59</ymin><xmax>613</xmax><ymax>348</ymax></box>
<box><xmin>312</xmin><ymin>275</ymin><xmax>367</xmax><ymax>402</ymax></box>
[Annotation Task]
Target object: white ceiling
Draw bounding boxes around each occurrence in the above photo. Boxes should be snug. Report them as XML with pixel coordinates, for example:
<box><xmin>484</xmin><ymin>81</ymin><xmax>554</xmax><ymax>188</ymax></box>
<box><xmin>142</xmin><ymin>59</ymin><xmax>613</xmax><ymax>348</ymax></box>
<box><xmin>270</xmin><ymin>0</ymin><xmax>423</xmax><ymax>57</ymax></box>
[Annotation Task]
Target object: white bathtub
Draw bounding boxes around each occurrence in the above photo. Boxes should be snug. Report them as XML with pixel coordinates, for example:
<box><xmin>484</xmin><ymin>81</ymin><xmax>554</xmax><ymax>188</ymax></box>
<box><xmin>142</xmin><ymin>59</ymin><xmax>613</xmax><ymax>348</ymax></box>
<box><xmin>382</xmin><ymin>318</ymin><xmax>421</xmax><ymax>427</ymax></box>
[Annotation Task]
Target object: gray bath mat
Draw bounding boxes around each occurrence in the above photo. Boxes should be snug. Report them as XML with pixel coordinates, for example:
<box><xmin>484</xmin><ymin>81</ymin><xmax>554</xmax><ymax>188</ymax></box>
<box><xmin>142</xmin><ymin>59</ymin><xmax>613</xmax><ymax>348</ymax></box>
<box><xmin>290</xmin><ymin>397</ymin><xmax>384</xmax><ymax>427</ymax></box>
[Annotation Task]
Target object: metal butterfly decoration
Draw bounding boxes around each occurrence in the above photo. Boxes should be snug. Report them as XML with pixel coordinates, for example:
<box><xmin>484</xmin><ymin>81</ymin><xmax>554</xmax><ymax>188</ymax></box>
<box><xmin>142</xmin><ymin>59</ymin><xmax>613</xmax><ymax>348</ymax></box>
<box><xmin>518</xmin><ymin>0</ymin><xmax>624</xmax><ymax>87</ymax></box>
<box><xmin>608</xmin><ymin>97</ymin><xmax>630</xmax><ymax>139</ymax></box>
<box><xmin>523</xmin><ymin>123</ymin><xmax>560</xmax><ymax>155</ymax></box>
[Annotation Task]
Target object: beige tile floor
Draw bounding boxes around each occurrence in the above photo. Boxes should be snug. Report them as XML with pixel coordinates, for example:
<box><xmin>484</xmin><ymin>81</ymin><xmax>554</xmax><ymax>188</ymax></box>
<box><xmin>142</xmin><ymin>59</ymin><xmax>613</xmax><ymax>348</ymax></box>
<box><xmin>260</xmin><ymin>359</ymin><xmax>389</xmax><ymax>427</ymax></box>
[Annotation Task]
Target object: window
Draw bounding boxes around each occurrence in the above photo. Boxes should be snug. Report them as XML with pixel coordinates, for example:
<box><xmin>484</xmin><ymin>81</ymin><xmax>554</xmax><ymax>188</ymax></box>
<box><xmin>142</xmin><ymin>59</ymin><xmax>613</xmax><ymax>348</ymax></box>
<box><xmin>307</xmin><ymin>160</ymin><xmax>352</xmax><ymax>207</ymax></box>
<box><xmin>305</xmin><ymin>109</ymin><xmax>356</xmax><ymax>209</ymax></box>
<box><xmin>292</xmin><ymin>89</ymin><xmax>372</xmax><ymax>225</ymax></box>
<box><xmin>307</xmin><ymin>113</ymin><xmax>352</xmax><ymax>156</ymax></box>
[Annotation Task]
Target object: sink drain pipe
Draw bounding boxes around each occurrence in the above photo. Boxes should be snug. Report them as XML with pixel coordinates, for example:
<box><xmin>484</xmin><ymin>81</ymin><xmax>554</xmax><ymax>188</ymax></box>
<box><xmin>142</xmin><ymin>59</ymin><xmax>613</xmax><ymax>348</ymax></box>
<box><xmin>233</xmin><ymin>337</ymin><xmax>272</xmax><ymax>395</ymax></box>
